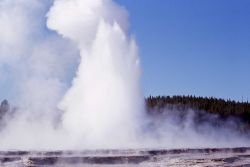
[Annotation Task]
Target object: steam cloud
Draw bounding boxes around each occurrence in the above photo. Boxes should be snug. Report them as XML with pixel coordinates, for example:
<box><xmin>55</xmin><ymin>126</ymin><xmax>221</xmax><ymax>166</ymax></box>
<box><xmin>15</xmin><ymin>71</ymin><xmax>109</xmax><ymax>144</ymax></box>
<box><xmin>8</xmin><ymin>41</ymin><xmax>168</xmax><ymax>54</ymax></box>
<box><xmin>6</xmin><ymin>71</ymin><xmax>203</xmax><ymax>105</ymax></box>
<box><xmin>47</xmin><ymin>0</ymin><xmax>144</xmax><ymax>149</ymax></box>
<box><xmin>0</xmin><ymin>0</ymin><xmax>249</xmax><ymax>150</ymax></box>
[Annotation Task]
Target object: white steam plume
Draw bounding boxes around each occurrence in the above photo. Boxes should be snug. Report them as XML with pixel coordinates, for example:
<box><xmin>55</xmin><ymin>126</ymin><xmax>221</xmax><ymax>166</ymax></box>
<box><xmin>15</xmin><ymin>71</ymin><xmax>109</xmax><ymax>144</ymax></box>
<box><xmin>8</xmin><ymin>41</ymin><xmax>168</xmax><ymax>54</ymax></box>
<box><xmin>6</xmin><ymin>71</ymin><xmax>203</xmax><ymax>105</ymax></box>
<box><xmin>47</xmin><ymin>0</ymin><xmax>144</xmax><ymax>149</ymax></box>
<box><xmin>0</xmin><ymin>0</ymin><xmax>78</xmax><ymax>117</ymax></box>
<box><xmin>0</xmin><ymin>0</ymin><xmax>78</xmax><ymax>149</ymax></box>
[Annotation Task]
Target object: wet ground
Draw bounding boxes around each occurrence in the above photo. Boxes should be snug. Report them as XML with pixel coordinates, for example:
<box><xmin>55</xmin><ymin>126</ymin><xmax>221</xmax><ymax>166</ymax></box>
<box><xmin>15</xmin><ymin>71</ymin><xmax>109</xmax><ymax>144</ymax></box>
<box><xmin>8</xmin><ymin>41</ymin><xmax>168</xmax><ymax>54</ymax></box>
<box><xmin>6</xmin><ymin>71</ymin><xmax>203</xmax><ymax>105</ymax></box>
<box><xmin>1</xmin><ymin>147</ymin><xmax>250</xmax><ymax>166</ymax></box>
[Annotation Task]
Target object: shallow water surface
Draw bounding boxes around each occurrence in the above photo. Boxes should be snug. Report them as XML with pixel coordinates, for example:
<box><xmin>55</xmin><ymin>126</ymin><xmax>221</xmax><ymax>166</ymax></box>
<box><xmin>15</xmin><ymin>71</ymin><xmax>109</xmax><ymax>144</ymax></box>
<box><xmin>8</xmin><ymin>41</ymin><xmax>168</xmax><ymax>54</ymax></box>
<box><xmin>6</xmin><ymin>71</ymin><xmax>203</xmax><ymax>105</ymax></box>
<box><xmin>1</xmin><ymin>148</ymin><xmax>250</xmax><ymax>166</ymax></box>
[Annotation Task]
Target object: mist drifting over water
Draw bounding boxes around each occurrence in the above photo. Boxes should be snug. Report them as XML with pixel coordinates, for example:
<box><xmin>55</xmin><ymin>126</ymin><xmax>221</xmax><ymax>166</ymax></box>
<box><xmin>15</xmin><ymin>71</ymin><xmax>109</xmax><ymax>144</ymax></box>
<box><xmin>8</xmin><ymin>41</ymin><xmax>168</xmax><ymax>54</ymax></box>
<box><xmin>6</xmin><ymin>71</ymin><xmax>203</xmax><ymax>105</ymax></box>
<box><xmin>0</xmin><ymin>0</ymin><xmax>249</xmax><ymax>150</ymax></box>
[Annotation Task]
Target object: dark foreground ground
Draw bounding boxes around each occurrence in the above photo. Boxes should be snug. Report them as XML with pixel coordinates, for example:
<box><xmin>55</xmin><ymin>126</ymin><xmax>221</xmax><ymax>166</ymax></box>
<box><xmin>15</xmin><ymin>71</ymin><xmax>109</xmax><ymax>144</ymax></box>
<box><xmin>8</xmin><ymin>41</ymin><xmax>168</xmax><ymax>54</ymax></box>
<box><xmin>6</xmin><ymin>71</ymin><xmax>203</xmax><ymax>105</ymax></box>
<box><xmin>1</xmin><ymin>148</ymin><xmax>250</xmax><ymax>167</ymax></box>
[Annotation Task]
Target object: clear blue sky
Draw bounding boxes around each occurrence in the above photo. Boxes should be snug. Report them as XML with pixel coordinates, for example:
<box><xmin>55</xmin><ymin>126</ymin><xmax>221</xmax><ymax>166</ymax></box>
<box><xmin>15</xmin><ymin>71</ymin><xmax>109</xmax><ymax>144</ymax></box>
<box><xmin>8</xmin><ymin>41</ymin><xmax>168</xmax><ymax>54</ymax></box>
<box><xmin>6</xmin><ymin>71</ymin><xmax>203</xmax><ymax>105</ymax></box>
<box><xmin>116</xmin><ymin>0</ymin><xmax>250</xmax><ymax>101</ymax></box>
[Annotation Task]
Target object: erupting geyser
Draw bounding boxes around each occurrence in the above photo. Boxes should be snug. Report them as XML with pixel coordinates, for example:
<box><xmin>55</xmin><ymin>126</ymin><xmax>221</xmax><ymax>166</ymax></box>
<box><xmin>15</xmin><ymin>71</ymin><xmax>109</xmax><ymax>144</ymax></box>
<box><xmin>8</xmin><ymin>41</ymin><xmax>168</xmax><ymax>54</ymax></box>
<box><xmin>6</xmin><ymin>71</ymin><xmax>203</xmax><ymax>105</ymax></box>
<box><xmin>0</xmin><ymin>0</ymin><xmax>144</xmax><ymax>150</ymax></box>
<box><xmin>47</xmin><ymin>0</ymin><xmax>144</xmax><ymax>148</ymax></box>
<box><xmin>0</xmin><ymin>0</ymin><xmax>249</xmax><ymax>151</ymax></box>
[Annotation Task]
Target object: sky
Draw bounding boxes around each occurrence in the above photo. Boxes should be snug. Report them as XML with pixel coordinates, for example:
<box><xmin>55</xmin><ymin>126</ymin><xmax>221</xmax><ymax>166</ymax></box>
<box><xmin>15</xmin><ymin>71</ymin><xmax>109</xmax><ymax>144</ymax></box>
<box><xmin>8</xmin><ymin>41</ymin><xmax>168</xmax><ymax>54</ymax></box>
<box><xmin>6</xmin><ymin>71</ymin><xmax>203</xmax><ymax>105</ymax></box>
<box><xmin>0</xmin><ymin>0</ymin><xmax>249</xmax><ymax>103</ymax></box>
<box><xmin>116</xmin><ymin>0</ymin><xmax>250</xmax><ymax>101</ymax></box>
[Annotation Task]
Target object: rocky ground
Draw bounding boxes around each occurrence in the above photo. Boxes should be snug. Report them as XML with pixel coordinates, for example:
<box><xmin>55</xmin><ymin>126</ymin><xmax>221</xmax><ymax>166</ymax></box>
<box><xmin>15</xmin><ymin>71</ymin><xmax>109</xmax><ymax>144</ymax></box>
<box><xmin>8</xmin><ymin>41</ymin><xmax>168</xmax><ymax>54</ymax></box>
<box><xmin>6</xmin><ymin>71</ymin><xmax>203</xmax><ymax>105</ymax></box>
<box><xmin>1</xmin><ymin>148</ymin><xmax>250</xmax><ymax>167</ymax></box>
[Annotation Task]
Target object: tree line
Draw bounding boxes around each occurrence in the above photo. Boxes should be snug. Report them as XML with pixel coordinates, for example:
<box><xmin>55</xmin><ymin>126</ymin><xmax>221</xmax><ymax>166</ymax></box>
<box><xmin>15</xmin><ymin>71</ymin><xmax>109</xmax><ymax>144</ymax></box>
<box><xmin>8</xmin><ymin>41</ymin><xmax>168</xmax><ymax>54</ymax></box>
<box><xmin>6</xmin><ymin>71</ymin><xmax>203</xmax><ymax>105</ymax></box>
<box><xmin>146</xmin><ymin>95</ymin><xmax>250</xmax><ymax>124</ymax></box>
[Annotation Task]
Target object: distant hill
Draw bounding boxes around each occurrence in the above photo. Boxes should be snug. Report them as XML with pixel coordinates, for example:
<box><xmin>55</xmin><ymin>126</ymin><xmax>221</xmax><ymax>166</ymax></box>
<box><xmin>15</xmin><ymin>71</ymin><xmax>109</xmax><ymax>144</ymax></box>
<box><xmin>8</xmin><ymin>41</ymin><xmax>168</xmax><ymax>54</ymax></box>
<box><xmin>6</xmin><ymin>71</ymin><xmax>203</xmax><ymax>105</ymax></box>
<box><xmin>1</xmin><ymin>96</ymin><xmax>250</xmax><ymax>132</ymax></box>
<box><xmin>146</xmin><ymin>95</ymin><xmax>250</xmax><ymax>132</ymax></box>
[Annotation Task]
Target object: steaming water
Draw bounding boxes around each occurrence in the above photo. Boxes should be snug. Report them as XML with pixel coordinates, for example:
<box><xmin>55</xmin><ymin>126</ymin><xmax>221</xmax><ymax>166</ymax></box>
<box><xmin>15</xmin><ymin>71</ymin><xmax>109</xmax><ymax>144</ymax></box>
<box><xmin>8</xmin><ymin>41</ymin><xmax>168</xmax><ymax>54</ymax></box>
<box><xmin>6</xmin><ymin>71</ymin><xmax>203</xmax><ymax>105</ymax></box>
<box><xmin>1</xmin><ymin>148</ymin><xmax>250</xmax><ymax>166</ymax></box>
